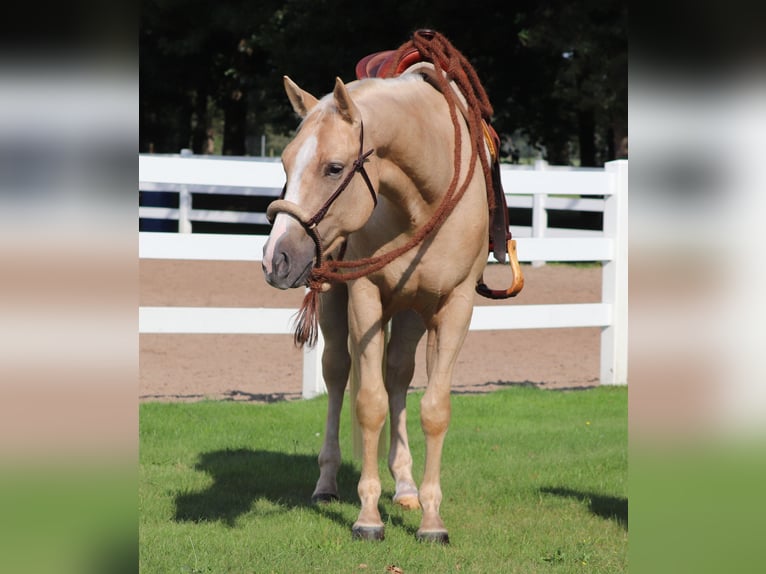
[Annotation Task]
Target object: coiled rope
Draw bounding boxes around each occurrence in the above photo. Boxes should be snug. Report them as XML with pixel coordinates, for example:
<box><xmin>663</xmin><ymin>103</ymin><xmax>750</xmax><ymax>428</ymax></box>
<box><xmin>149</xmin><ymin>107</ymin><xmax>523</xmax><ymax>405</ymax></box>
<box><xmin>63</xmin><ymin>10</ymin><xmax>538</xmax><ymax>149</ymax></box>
<box><xmin>293</xmin><ymin>29</ymin><xmax>496</xmax><ymax>346</ymax></box>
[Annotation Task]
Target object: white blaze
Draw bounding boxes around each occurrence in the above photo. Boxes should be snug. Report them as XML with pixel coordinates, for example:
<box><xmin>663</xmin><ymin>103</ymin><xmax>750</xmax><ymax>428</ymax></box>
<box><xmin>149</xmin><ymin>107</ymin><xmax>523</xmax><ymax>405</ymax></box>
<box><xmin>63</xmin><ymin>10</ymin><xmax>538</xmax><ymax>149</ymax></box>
<box><xmin>262</xmin><ymin>135</ymin><xmax>317</xmax><ymax>273</ymax></box>
<box><xmin>285</xmin><ymin>134</ymin><xmax>317</xmax><ymax>202</ymax></box>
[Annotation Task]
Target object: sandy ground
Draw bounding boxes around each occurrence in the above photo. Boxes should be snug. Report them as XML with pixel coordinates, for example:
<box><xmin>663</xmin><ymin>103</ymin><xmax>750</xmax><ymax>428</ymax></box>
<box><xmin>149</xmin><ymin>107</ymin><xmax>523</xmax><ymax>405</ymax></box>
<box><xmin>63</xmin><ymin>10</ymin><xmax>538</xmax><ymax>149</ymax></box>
<box><xmin>140</xmin><ymin>261</ymin><xmax>601</xmax><ymax>402</ymax></box>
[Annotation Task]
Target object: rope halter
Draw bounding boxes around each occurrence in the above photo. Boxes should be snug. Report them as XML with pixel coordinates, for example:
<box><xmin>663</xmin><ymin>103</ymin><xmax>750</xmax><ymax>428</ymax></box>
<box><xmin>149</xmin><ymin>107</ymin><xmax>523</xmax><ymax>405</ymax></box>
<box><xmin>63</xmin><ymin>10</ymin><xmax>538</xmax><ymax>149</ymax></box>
<box><xmin>266</xmin><ymin>122</ymin><xmax>376</xmax><ymax>271</ymax></box>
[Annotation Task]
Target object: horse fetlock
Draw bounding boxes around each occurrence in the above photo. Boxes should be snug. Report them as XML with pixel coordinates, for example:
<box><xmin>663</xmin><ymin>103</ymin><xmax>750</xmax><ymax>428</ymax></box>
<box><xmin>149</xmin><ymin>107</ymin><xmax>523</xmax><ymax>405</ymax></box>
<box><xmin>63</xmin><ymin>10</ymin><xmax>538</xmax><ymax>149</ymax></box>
<box><xmin>393</xmin><ymin>478</ymin><xmax>418</xmax><ymax>497</ymax></box>
<box><xmin>393</xmin><ymin>493</ymin><xmax>421</xmax><ymax>510</ymax></box>
<box><xmin>357</xmin><ymin>477</ymin><xmax>382</xmax><ymax>501</ymax></box>
<box><xmin>354</xmin><ymin>501</ymin><xmax>384</xmax><ymax>538</ymax></box>
<box><xmin>312</xmin><ymin>473</ymin><xmax>338</xmax><ymax>498</ymax></box>
<box><xmin>316</xmin><ymin>454</ymin><xmax>339</xmax><ymax>489</ymax></box>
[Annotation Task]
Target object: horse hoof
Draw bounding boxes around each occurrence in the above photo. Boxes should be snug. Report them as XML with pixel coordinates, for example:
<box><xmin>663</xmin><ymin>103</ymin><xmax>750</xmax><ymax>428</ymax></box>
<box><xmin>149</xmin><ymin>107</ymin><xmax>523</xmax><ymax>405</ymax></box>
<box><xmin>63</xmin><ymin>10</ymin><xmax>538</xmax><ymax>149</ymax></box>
<box><xmin>393</xmin><ymin>494</ymin><xmax>421</xmax><ymax>510</ymax></box>
<box><xmin>416</xmin><ymin>530</ymin><xmax>450</xmax><ymax>544</ymax></box>
<box><xmin>311</xmin><ymin>492</ymin><xmax>339</xmax><ymax>504</ymax></box>
<box><xmin>352</xmin><ymin>525</ymin><xmax>385</xmax><ymax>541</ymax></box>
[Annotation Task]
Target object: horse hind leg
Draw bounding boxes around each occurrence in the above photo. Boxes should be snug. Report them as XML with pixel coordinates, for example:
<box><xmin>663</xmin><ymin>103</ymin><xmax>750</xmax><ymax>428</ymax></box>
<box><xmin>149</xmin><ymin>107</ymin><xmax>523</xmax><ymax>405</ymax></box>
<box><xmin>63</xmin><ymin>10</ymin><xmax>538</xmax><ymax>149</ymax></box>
<box><xmin>385</xmin><ymin>309</ymin><xmax>425</xmax><ymax>510</ymax></box>
<box><xmin>311</xmin><ymin>284</ymin><xmax>351</xmax><ymax>504</ymax></box>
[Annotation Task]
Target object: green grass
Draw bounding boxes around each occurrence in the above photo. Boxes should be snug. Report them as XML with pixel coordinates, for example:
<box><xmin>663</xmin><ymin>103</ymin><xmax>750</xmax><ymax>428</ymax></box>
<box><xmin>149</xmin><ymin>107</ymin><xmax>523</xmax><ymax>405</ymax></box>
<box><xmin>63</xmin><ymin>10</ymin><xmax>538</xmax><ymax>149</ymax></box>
<box><xmin>140</xmin><ymin>386</ymin><xmax>626</xmax><ymax>573</ymax></box>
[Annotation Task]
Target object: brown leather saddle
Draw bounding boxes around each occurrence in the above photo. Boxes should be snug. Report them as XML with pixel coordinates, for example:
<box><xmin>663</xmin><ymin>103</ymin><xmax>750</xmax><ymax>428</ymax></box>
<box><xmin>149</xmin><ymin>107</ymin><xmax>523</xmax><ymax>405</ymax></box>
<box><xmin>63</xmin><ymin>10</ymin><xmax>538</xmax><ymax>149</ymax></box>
<box><xmin>356</xmin><ymin>48</ymin><xmax>524</xmax><ymax>299</ymax></box>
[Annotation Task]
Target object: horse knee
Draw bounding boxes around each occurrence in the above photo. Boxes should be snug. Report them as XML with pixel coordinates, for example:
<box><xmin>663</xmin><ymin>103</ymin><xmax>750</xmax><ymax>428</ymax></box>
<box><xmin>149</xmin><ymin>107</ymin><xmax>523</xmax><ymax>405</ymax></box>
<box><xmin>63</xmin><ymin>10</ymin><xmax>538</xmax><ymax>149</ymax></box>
<box><xmin>420</xmin><ymin>393</ymin><xmax>451</xmax><ymax>436</ymax></box>
<box><xmin>322</xmin><ymin>345</ymin><xmax>350</xmax><ymax>386</ymax></box>
<box><xmin>384</xmin><ymin>355</ymin><xmax>415</xmax><ymax>391</ymax></box>
<box><xmin>355</xmin><ymin>386</ymin><xmax>387</xmax><ymax>429</ymax></box>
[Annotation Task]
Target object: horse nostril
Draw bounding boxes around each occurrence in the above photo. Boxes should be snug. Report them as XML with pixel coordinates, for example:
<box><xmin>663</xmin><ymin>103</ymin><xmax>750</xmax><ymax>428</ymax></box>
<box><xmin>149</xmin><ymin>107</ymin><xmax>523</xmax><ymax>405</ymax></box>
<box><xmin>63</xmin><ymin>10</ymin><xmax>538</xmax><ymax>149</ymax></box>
<box><xmin>274</xmin><ymin>250</ymin><xmax>290</xmax><ymax>279</ymax></box>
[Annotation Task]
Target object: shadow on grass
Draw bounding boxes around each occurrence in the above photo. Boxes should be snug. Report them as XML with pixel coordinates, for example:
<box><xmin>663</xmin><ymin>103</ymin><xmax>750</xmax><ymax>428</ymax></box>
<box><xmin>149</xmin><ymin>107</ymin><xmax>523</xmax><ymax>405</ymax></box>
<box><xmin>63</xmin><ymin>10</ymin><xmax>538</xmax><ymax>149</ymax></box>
<box><xmin>174</xmin><ymin>449</ymin><xmax>360</xmax><ymax>528</ymax></box>
<box><xmin>540</xmin><ymin>487</ymin><xmax>628</xmax><ymax>530</ymax></box>
<box><xmin>174</xmin><ymin>449</ymin><xmax>420</xmax><ymax>535</ymax></box>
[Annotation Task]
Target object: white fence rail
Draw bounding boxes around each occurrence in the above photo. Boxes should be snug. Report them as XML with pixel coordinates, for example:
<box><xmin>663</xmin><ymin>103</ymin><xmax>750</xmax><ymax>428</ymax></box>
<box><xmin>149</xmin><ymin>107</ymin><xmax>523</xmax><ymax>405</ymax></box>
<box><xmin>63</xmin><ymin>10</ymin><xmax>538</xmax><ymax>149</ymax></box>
<box><xmin>140</xmin><ymin>155</ymin><xmax>606</xmax><ymax>240</ymax></box>
<box><xmin>139</xmin><ymin>157</ymin><xmax>628</xmax><ymax>396</ymax></box>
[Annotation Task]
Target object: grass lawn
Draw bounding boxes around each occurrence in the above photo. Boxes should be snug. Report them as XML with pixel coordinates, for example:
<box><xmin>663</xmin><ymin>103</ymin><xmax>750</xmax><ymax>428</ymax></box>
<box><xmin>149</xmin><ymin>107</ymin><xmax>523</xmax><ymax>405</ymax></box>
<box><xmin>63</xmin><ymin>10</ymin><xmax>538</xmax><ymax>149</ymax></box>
<box><xmin>140</xmin><ymin>386</ymin><xmax>627</xmax><ymax>573</ymax></box>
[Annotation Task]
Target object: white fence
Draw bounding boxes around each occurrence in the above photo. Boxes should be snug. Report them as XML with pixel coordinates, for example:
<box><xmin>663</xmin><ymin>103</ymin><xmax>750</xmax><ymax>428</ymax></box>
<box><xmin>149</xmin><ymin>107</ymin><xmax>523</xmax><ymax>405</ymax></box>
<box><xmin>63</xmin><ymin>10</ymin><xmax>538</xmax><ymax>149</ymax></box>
<box><xmin>139</xmin><ymin>155</ymin><xmax>628</xmax><ymax>397</ymax></box>
<box><xmin>139</xmin><ymin>156</ymin><xmax>606</xmax><ymax>240</ymax></box>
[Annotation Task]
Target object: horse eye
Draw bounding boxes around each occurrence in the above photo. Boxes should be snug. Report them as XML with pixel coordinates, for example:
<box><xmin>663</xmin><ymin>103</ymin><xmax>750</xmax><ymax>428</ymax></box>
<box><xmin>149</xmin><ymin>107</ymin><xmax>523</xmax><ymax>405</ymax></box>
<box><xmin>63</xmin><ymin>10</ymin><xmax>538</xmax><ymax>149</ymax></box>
<box><xmin>325</xmin><ymin>163</ymin><xmax>344</xmax><ymax>177</ymax></box>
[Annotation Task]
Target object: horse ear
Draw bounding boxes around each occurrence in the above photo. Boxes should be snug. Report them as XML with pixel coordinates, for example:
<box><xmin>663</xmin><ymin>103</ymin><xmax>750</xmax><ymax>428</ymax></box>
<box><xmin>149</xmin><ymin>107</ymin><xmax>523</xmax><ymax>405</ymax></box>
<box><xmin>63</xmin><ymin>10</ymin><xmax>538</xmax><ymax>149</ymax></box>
<box><xmin>333</xmin><ymin>77</ymin><xmax>360</xmax><ymax>125</ymax></box>
<box><xmin>283</xmin><ymin>76</ymin><xmax>318</xmax><ymax>118</ymax></box>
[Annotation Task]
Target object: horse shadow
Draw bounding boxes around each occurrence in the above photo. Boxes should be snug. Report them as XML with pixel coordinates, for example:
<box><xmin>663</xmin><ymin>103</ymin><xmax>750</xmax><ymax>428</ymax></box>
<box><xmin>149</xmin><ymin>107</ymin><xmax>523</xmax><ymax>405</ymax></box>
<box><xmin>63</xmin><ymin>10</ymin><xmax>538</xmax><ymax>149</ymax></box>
<box><xmin>173</xmin><ymin>449</ymin><xmax>416</xmax><ymax>535</ymax></box>
<box><xmin>173</xmin><ymin>449</ymin><xmax>353</xmax><ymax>527</ymax></box>
<box><xmin>539</xmin><ymin>486</ymin><xmax>628</xmax><ymax>530</ymax></box>
<box><xmin>173</xmin><ymin>449</ymin><xmax>416</xmax><ymax>534</ymax></box>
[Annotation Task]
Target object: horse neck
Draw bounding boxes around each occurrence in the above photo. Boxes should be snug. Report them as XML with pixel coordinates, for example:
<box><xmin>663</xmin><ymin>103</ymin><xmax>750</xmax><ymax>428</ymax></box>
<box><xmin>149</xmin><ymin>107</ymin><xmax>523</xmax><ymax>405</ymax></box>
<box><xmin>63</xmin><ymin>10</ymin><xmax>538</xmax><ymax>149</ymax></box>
<box><xmin>356</xmin><ymin>78</ymin><xmax>456</xmax><ymax>207</ymax></box>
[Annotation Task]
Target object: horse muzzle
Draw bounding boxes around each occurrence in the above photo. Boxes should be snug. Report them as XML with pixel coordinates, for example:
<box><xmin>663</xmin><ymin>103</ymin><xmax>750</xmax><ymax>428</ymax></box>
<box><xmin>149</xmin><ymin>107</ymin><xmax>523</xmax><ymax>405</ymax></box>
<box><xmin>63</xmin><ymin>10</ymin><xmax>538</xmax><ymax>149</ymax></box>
<box><xmin>262</xmin><ymin>213</ymin><xmax>317</xmax><ymax>289</ymax></box>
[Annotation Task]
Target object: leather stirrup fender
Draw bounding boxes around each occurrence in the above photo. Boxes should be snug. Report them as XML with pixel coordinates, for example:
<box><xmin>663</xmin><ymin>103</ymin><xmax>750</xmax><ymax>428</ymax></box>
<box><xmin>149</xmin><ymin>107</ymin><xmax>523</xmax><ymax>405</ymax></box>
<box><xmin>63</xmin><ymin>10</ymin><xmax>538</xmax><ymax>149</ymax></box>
<box><xmin>475</xmin><ymin>238</ymin><xmax>525</xmax><ymax>299</ymax></box>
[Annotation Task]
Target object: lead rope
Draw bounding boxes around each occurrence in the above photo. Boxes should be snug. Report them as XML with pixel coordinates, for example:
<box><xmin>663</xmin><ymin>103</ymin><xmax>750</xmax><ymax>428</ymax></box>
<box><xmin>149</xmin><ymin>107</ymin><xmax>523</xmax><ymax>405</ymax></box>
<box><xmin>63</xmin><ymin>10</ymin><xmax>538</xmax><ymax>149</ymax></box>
<box><xmin>292</xmin><ymin>30</ymin><xmax>495</xmax><ymax>347</ymax></box>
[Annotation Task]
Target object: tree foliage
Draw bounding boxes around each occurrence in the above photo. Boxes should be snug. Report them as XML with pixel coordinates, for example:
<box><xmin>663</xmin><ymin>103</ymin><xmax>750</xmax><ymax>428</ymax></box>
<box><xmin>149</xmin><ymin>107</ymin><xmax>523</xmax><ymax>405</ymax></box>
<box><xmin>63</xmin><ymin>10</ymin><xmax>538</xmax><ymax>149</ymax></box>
<box><xmin>140</xmin><ymin>0</ymin><xmax>626</xmax><ymax>165</ymax></box>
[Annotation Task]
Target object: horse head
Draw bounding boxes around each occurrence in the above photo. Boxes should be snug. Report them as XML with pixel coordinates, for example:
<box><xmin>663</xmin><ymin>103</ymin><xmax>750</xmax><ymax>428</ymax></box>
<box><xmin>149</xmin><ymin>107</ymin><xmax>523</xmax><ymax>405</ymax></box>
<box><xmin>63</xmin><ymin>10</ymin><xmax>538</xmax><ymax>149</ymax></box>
<box><xmin>262</xmin><ymin>76</ymin><xmax>378</xmax><ymax>289</ymax></box>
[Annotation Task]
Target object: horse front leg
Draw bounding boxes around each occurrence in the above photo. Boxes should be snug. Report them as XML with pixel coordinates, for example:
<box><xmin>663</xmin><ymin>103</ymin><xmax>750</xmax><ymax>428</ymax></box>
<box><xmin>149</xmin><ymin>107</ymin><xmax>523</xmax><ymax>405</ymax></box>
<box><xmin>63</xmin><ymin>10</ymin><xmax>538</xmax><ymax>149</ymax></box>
<box><xmin>312</xmin><ymin>284</ymin><xmax>350</xmax><ymax>503</ymax></box>
<box><xmin>347</xmin><ymin>280</ymin><xmax>388</xmax><ymax>540</ymax></box>
<box><xmin>385</xmin><ymin>309</ymin><xmax>425</xmax><ymax>510</ymax></box>
<box><xmin>418</xmin><ymin>286</ymin><xmax>475</xmax><ymax>544</ymax></box>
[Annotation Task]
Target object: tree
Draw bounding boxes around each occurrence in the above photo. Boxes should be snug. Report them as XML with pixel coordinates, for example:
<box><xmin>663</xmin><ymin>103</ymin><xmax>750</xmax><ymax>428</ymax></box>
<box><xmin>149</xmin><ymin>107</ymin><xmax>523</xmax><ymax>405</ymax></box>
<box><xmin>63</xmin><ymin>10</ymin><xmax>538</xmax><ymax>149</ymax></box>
<box><xmin>509</xmin><ymin>0</ymin><xmax>627</xmax><ymax>165</ymax></box>
<box><xmin>140</xmin><ymin>0</ymin><xmax>627</xmax><ymax>165</ymax></box>
<box><xmin>140</xmin><ymin>0</ymin><xmax>281</xmax><ymax>154</ymax></box>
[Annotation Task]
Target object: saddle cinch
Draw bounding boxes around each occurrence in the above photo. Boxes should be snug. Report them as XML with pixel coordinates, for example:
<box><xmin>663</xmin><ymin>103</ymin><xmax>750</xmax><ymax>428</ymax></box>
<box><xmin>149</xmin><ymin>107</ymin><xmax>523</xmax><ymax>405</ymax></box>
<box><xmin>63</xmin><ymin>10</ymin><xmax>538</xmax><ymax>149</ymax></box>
<box><xmin>356</xmin><ymin>46</ymin><xmax>524</xmax><ymax>299</ymax></box>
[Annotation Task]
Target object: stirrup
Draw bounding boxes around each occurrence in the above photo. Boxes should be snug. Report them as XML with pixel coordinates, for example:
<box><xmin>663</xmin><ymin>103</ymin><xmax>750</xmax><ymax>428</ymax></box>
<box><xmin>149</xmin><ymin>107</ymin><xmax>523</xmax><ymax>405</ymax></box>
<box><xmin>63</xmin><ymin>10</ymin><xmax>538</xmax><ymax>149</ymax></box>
<box><xmin>476</xmin><ymin>238</ymin><xmax>524</xmax><ymax>299</ymax></box>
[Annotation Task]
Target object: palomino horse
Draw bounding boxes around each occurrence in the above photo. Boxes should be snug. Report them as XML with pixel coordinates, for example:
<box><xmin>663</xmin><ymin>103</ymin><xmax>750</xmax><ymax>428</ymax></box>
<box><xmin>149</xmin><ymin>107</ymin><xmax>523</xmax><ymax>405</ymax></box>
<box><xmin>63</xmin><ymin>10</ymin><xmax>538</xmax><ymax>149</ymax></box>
<box><xmin>262</xmin><ymin>33</ymin><xmax>515</xmax><ymax>542</ymax></box>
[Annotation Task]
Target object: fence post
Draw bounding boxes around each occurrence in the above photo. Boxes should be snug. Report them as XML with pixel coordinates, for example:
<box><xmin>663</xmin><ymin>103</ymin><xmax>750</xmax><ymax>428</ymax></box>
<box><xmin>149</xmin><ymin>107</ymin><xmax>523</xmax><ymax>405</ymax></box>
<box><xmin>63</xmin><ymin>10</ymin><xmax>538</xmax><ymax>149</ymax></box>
<box><xmin>178</xmin><ymin>187</ymin><xmax>192</xmax><ymax>233</ymax></box>
<box><xmin>302</xmin><ymin>330</ymin><xmax>327</xmax><ymax>399</ymax></box>
<box><xmin>178</xmin><ymin>149</ymin><xmax>193</xmax><ymax>233</ymax></box>
<box><xmin>600</xmin><ymin>160</ymin><xmax>628</xmax><ymax>385</ymax></box>
<box><xmin>531</xmin><ymin>159</ymin><xmax>548</xmax><ymax>267</ymax></box>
